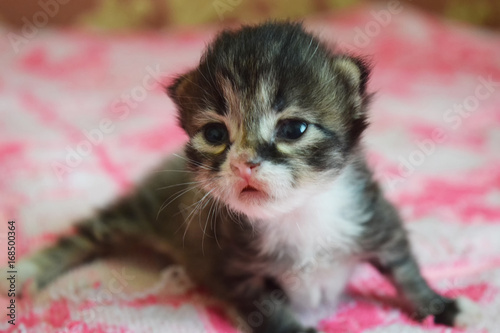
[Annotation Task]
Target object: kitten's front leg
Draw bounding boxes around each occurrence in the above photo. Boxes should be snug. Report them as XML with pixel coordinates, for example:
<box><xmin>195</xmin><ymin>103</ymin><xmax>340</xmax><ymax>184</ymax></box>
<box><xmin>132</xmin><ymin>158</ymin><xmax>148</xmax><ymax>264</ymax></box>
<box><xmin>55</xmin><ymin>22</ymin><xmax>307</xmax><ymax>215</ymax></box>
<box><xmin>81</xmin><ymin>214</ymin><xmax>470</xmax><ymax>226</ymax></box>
<box><xmin>363</xmin><ymin>198</ymin><xmax>481</xmax><ymax>328</ymax></box>
<box><xmin>371</xmin><ymin>251</ymin><xmax>481</xmax><ymax>327</ymax></box>
<box><xmin>236</xmin><ymin>294</ymin><xmax>318</xmax><ymax>333</ymax></box>
<box><xmin>214</xmin><ymin>274</ymin><xmax>318</xmax><ymax>333</ymax></box>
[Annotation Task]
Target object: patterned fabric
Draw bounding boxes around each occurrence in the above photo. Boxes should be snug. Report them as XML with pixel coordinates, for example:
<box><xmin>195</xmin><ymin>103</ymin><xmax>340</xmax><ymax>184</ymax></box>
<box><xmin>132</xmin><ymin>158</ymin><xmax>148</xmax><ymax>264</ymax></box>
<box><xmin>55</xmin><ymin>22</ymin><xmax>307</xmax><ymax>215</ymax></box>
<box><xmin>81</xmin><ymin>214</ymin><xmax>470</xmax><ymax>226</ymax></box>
<box><xmin>1</xmin><ymin>4</ymin><xmax>500</xmax><ymax>332</ymax></box>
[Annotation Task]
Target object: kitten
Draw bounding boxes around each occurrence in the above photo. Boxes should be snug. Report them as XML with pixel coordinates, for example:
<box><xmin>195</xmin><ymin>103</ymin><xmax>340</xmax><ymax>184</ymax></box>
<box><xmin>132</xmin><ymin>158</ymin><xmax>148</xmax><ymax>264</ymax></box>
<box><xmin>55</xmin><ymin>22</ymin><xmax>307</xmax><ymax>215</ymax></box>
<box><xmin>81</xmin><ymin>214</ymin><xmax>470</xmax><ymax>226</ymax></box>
<box><xmin>2</xmin><ymin>22</ymin><xmax>480</xmax><ymax>332</ymax></box>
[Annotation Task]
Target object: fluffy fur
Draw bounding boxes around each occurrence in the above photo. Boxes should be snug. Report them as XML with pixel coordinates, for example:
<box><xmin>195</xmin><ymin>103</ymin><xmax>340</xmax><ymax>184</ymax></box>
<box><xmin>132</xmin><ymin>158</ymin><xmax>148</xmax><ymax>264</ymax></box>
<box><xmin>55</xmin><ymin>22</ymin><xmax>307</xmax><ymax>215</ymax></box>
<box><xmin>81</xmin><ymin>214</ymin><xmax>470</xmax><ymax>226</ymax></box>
<box><xmin>1</xmin><ymin>22</ymin><xmax>480</xmax><ymax>332</ymax></box>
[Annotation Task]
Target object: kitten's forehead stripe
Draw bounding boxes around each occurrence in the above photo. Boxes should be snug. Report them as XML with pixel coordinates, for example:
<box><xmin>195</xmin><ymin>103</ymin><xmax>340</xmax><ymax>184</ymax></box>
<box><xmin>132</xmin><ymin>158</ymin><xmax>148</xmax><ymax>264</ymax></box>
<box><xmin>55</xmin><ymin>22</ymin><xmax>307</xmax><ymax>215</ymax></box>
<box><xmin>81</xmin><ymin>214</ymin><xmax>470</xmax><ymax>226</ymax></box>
<box><xmin>257</xmin><ymin>114</ymin><xmax>276</xmax><ymax>142</ymax></box>
<box><xmin>272</xmin><ymin>92</ymin><xmax>286</xmax><ymax>112</ymax></box>
<box><xmin>213</xmin><ymin>74</ymin><xmax>235</xmax><ymax>116</ymax></box>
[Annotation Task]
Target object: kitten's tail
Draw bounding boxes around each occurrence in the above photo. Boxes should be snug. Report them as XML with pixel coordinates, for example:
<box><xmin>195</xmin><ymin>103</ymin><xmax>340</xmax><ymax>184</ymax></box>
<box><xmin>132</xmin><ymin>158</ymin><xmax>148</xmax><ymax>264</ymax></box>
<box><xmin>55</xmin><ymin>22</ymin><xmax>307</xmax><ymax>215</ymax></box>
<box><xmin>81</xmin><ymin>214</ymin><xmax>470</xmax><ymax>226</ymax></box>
<box><xmin>0</xmin><ymin>219</ymin><xmax>108</xmax><ymax>297</ymax></box>
<box><xmin>0</xmin><ymin>192</ymin><xmax>159</xmax><ymax>297</ymax></box>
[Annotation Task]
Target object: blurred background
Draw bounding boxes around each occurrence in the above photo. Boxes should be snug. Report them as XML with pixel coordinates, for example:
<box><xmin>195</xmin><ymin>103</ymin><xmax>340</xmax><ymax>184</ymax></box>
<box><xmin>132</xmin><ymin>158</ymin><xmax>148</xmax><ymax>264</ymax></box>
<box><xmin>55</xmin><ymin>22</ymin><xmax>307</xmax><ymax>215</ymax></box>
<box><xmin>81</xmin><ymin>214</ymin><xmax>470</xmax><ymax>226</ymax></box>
<box><xmin>1</xmin><ymin>0</ymin><xmax>499</xmax><ymax>30</ymax></box>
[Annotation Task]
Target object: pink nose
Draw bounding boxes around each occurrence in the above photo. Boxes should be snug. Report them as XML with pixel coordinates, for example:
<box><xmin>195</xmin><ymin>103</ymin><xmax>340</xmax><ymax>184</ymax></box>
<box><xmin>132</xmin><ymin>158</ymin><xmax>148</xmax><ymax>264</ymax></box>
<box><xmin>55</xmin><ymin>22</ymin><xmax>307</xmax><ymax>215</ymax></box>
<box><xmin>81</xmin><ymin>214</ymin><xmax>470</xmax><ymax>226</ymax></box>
<box><xmin>230</xmin><ymin>161</ymin><xmax>260</xmax><ymax>180</ymax></box>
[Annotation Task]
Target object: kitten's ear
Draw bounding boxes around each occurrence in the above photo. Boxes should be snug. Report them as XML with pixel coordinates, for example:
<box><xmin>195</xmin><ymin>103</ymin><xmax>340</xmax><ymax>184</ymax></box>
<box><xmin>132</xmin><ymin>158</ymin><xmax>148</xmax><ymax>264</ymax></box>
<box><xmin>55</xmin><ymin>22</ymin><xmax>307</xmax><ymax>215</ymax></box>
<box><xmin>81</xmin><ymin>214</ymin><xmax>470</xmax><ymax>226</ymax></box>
<box><xmin>166</xmin><ymin>70</ymin><xmax>196</xmax><ymax>106</ymax></box>
<box><xmin>166</xmin><ymin>70</ymin><xmax>198</xmax><ymax>134</ymax></box>
<box><xmin>331</xmin><ymin>56</ymin><xmax>371</xmax><ymax>96</ymax></box>
<box><xmin>331</xmin><ymin>55</ymin><xmax>371</xmax><ymax>123</ymax></box>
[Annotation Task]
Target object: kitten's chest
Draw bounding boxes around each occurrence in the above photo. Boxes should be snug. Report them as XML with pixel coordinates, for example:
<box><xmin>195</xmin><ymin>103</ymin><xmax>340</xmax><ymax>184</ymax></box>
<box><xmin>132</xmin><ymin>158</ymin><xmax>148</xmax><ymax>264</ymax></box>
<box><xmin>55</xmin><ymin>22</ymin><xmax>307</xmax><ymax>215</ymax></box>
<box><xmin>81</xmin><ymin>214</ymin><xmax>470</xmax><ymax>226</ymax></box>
<box><xmin>254</xmin><ymin>185</ymin><xmax>363</xmax><ymax>316</ymax></box>
<box><xmin>257</xmin><ymin>184</ymin><xmax>363</xmax><ymax>269</ymax></box>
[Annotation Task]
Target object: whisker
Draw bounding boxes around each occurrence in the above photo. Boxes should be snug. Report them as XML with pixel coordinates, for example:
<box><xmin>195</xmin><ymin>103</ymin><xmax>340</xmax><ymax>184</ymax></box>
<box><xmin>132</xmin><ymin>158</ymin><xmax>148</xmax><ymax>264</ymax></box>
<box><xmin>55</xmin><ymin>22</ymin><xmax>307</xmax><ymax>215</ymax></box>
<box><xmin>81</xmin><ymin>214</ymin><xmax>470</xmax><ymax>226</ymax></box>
<box><xmin>182</xmin><ymin>190</ymin><xmax>212</xmax><ymax>247</ymax></box>
<box><xmin>156</xmin><ymin>184</ymin><xmax>200</xmax><ymax>220</ymax></box>
<box><xmin>173</xmin><ymin>153</ymin><xmax>216</xmax><ymax>171</ymax></box>
<box><xmin>156</xmin><ymin>181</ymin><xmax>201</xmax><ymax>191</ymax></box>
<box><xmin>213</xmin><ymin>199</ymin><xmax>222</xmax><ymax>249</ymax></box>
<box><xmin>200</xmin><ymin>196</ymin><xmax>215</xmax><ymax>256</ymax></box>
<box><xmin>152</xmin><ymin>169</ymin><xmax>196</xmax><ymax>174</ymax></box>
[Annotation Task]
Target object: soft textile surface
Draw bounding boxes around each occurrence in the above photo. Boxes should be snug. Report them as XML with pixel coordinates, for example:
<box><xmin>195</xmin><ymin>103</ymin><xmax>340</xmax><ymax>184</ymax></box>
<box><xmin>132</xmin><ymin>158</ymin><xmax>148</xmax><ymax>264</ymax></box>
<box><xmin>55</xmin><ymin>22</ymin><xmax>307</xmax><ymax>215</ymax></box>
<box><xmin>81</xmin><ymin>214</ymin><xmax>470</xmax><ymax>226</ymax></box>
<box><xmin>1</xmin><ymin>5</ymin><xmax>499</xmax><ymax>333</ymax></box>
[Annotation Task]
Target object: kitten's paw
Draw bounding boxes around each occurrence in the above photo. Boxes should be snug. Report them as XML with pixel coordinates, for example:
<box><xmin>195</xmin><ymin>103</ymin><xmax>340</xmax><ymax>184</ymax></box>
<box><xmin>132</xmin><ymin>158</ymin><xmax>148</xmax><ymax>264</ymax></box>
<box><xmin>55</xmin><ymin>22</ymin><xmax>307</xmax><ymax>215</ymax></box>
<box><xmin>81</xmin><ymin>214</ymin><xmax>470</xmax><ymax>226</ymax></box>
<box><xmin>453</xmin><ymin>297</ymin><xmax>482</xmax><ymax>328</ymax></box>
<box><xmin>434</xmin><ymin>296</ymin><xmax>482</xmax><ymax>328</ymax></box>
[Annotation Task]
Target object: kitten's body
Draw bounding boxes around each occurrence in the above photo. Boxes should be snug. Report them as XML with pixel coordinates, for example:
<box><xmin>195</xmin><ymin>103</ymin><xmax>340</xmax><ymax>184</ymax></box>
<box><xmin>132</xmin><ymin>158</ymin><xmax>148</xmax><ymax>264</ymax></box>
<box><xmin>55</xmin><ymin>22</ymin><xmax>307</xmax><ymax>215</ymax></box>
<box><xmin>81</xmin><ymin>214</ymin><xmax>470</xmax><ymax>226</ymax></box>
<box><xmin>3</xmin><ymin>22</ymin><xmax>481</xmax><ymax>332</ymax></box>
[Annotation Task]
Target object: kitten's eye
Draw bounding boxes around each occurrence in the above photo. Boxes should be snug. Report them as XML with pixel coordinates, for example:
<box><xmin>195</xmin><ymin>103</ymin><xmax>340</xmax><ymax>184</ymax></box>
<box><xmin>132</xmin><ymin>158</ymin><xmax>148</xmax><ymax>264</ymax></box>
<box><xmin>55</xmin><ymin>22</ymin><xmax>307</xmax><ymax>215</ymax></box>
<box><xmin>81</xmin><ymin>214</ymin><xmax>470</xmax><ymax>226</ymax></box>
<box><xmin>276</xmin><ymin>119</ymin><xmax>308</xmax><ymax>140</ymax></box>
<box><xmin>203</xmin><ymin>123</ymin><xmax>228</xmax><ymax>145</ymax></box>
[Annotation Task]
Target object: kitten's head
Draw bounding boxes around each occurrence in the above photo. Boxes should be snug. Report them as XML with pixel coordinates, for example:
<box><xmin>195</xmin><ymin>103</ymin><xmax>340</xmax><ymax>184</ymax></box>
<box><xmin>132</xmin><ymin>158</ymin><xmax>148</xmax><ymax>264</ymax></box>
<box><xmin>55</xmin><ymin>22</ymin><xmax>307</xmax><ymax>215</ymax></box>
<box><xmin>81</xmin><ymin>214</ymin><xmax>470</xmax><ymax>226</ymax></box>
<box><xmin>168</xmin><ymin>22</ymin><xmax>371</xmax><ymax>220</ymax></box>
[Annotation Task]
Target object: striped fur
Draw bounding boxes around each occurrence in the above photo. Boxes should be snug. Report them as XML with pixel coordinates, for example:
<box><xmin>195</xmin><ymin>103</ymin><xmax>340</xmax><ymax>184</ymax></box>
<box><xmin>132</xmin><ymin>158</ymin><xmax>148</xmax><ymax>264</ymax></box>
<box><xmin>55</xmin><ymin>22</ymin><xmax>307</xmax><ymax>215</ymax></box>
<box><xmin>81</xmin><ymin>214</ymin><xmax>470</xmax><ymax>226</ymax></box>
<box><xmin>2</xmin><ymin>22</ymin><xmax>479</xmax><ymax>332</ymax></box>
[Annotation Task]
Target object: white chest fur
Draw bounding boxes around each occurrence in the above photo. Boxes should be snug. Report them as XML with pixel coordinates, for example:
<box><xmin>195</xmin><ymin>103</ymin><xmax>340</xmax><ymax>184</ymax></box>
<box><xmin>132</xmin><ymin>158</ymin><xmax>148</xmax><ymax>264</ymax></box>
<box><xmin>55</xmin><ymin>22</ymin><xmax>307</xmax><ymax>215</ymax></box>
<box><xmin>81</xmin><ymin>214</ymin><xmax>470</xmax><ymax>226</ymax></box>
<box><xmin>254</xmin><ymin>164</ymin><xmax>366</xmax><ymax>319</ymax></box>
<box><xmin>257</xmin><ymin>164</ymin><xmax>365</xmax><ymax>264</ymax></box>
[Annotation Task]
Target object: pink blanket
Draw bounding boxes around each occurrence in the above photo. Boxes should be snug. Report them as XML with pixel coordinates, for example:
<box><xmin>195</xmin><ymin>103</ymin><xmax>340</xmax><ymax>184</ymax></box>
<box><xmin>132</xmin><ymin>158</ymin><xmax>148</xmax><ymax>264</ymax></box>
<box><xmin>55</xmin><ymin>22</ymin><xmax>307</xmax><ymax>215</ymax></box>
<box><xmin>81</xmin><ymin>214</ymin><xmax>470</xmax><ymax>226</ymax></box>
<box><xmin>1</xmin><ymin>4</ymin><xmax>499</xmax><ymax>332</ymax></box>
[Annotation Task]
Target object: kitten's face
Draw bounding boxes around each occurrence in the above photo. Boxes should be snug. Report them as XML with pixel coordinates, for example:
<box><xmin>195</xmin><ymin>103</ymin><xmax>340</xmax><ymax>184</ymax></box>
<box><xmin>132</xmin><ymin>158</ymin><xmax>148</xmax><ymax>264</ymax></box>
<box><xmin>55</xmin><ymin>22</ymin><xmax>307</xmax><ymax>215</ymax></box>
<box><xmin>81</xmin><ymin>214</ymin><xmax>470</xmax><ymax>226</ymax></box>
<box><xmin>168</xmin><ymin>23</ymin><xmax>370</xmax><ymax>220</ymax></box>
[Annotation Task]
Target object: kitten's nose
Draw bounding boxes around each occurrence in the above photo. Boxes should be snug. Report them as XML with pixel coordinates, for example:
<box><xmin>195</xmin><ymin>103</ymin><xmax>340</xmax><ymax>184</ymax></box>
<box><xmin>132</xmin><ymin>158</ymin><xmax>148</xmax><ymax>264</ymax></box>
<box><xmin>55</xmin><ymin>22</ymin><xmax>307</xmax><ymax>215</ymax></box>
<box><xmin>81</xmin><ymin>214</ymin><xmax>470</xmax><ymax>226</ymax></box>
<box><xmin>230</xmin><ymin>160</ymin><xmax>260</xmax><ymax>180</ymax></box>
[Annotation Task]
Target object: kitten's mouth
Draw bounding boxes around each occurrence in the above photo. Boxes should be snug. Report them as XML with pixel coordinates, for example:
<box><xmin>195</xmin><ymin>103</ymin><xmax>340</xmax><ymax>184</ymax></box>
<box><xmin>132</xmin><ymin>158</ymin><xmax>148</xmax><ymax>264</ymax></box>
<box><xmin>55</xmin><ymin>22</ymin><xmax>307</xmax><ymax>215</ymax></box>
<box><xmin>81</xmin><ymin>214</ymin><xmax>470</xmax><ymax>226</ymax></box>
<box><xmin>238</xmin><ymin>183</ymin><xmax>268</xmax><ymax>203</ymax></box>
<box><xmin>241</xmin><ymin>185</ymin><xmax>259</xmax><ymax>193</ymax></box>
